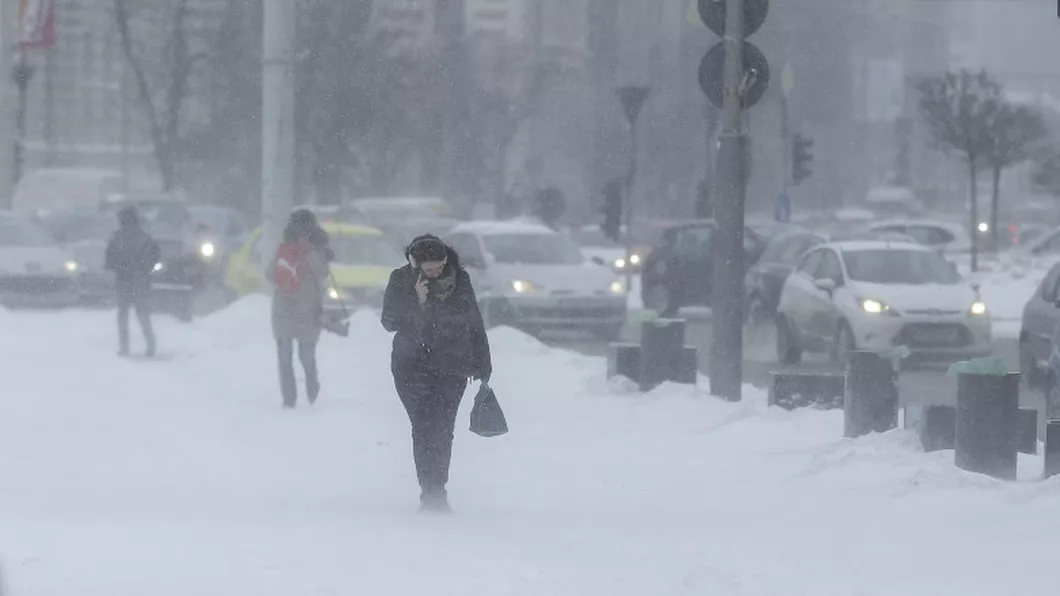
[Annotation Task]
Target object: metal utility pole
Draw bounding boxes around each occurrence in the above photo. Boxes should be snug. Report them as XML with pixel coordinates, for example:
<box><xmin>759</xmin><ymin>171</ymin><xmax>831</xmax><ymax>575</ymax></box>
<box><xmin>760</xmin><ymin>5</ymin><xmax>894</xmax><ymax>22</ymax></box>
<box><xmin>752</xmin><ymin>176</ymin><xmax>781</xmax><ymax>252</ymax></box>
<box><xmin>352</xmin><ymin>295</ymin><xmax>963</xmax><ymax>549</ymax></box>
<box><xmin>709</xmin><ymin>0</ymin><xmax>748</xmax><ymax>401</ymax></box>
<box><xmin>11</xmin><ymin>50</ymin><xmax>33</xmax><ymax>188</ymax></box>
<box><xmin>616</xmin><ymin>85</ymin><xmax>650</xmax><ymax>292</ymax></box>
<box><xmin>261</xmin><ymin>0</ymin><xmax>296</xmax><ymax>275</ymax></box>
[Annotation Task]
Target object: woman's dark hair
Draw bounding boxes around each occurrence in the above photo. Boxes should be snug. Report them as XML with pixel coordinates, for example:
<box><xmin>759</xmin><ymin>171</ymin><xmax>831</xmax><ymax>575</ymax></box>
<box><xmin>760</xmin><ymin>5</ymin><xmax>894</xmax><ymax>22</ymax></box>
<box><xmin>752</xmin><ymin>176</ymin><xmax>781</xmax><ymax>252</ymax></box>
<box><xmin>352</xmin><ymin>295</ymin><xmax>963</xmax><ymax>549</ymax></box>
<box><xmin>283</xmin><ymin>208</ymin><xmax>320</xmax><ymax>243</ymax></box>
<box><xmin>407</xmin><ymin>234</ymin><xmax>448</xmax><ymax>266</ymax></box>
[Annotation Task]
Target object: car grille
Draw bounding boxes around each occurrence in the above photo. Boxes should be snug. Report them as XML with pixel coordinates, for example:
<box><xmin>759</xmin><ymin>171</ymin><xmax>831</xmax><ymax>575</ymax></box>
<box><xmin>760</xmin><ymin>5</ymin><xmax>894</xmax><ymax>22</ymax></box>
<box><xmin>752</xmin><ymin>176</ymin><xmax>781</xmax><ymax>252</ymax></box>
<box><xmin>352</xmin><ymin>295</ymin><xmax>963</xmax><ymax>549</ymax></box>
<box><xmin>157</xmin><ymin>240</ymin><xmax>187</xmax><ymax>261</ymax></box>
<box><xmin>895</xmin><ymin>323</ymin><xmax>971</xmax><ymax>348</ymax></box>
<box><xmin>904</xmin><ymin>309</ymin><xmax>963</xmax><ymax>316</ymax></box>
<box><xmin>0</xmin><ymin>276</ymin><xmax>73</xmax><ymax>295</ymax></box>
<box><xmin>517</xmin><ymin>304</ymin><xmax>625</xmax><ymax>320</ymax></box>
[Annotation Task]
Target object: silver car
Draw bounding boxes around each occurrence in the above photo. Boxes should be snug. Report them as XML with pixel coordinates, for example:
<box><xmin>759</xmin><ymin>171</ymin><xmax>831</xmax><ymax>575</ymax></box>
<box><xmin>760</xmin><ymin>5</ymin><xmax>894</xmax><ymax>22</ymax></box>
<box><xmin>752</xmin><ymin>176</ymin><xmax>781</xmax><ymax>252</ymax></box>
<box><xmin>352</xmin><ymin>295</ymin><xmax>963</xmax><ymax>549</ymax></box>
<box><xmin>0</xmin><ymin>213</ymin><xmax>81</xmax><ymax>308</ymax></box>
<box><xmin>446</xmin><ymin>220</ymin><xmax>628</xmax><ymax>340</ymax></box>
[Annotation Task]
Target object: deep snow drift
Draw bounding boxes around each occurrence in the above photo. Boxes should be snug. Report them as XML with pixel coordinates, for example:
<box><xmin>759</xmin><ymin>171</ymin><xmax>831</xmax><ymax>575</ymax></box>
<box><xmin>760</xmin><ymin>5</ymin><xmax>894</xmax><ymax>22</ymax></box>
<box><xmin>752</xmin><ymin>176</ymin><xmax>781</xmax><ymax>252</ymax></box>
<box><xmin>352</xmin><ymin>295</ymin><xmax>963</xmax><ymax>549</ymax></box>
<box><xmin>1</xmin><ymin>298</ymin><xmax>1058</xmax><ymax>596</ymax></box>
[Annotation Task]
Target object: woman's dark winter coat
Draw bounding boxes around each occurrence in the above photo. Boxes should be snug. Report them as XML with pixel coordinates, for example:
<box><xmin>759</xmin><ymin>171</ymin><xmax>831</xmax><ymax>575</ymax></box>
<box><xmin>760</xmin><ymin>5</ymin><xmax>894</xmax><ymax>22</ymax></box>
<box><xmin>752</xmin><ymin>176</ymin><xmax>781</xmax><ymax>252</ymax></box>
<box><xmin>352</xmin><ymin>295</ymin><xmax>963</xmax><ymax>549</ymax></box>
<box><xmin>381</xmin><ymin>246</ymin><xmax>492</xmax><ymax>380</ymax></box>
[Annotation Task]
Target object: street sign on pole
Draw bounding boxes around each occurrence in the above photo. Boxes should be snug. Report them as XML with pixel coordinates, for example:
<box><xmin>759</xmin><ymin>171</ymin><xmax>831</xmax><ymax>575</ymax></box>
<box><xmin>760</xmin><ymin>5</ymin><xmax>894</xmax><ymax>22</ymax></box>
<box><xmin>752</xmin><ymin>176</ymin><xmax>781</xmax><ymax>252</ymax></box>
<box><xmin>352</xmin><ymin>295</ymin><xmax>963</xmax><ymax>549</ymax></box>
<box><xmin>698</xmin><ymin>40</ymin><xmax>770</xmax><ymax>110</ymax></box>
<box><xmin>698</xmin><ymin>0</ymin><xmax>768</xmax><ymax>38</ymax></box>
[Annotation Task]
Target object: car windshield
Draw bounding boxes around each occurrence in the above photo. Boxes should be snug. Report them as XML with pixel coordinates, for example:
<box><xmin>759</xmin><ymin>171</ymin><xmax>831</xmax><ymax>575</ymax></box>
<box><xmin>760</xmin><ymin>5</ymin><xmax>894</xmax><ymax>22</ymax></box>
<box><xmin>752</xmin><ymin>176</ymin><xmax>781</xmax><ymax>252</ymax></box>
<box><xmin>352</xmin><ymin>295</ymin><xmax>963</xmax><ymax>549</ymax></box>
<box><xmin>573</xmin><ymin>228</ymin><xmax>620</xmax><ymax>247</ymax></box>
<box><xmin>189</xmin><ymin>207</ymin><xmax>233</xmax><ymax>235</ymax></box>
<box><xmin>483</xmin><ymin>233</ymin><xmax>585</xmax><ymax>265</ymax></box>
<box><xmin>43</xmin><ymin>213</ymin><xmax>115</xmax><ymax>243</ymax></box>
<box><xmin>842</xmin><ymin>249</ymin><xmax>960</xmax><ymax>285</ymax></box>
<box><xmin>760</xmin><ymin>235</ymin><xmax>821</xmax><ymax>265</ymax></box>
<box><xmin>330</xmin><ymin>234</ymin><xmax>402</xmax><ymax>267</ymax></box>
<box><xmin>0</xmin><ymin>218</ymin><xmax>56</xmax><ymax>247</ymax></box>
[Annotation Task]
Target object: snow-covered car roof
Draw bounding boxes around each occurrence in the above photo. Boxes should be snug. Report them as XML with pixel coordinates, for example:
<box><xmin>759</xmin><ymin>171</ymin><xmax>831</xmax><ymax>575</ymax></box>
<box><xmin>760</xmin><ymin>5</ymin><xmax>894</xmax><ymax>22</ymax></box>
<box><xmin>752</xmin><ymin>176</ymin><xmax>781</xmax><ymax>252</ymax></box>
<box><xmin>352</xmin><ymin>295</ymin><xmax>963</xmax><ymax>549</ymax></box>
<box><xmin>868</xmin><ymin>219</ymin><xmax>966</xmax><ymax>233</ymax></box>
<box><xmin>450</xmin><ymin>220</ymin><xmax>556</xmax><ymax>236</ymax></box>
<box><xmin>821</xmin><ymin>240</ymin><xmax>933</xmax><ymax>253</ymax></box>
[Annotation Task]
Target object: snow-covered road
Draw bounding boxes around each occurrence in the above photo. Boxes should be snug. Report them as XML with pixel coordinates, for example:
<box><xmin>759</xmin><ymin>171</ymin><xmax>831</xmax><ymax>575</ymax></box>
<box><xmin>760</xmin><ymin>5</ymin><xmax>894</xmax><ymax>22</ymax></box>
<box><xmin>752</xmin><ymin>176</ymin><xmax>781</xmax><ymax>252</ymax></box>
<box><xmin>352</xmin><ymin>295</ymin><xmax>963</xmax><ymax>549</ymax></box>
<box><xmin>1</xmin><ymin>298</ymin><xmax>1057</xmax><ymax>595</ymax></box>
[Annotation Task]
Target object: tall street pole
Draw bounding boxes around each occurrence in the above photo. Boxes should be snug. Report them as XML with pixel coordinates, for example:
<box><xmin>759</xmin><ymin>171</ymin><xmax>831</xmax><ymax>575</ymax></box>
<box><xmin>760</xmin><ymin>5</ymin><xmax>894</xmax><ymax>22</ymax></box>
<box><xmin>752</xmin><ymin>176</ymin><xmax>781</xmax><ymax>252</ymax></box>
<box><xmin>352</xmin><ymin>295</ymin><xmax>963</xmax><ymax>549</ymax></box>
<box><xmin>11</xmin><ymin>49</ymin><xmax>33</xmax><ymax>190</ymax></box>
<box><xmin>708</xmin><ymin>0</ymin><xmax>747</xmax><ymax>401</ymax></box>
<box><xmin>261</xmin><ymin>0</ymin><xmax>296</xmax><ymax>276</ymax></box>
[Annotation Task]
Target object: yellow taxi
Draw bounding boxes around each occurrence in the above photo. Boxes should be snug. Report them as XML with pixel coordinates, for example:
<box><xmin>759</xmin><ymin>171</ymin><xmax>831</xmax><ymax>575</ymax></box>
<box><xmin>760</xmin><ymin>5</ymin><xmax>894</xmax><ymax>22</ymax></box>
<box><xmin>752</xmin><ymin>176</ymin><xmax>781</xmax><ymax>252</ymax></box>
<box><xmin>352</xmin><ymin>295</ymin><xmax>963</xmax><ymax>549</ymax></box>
<box><xmin>226</xmin><ymin>221</ymin><xmax>402</xmax><ymax>311</ymax></box>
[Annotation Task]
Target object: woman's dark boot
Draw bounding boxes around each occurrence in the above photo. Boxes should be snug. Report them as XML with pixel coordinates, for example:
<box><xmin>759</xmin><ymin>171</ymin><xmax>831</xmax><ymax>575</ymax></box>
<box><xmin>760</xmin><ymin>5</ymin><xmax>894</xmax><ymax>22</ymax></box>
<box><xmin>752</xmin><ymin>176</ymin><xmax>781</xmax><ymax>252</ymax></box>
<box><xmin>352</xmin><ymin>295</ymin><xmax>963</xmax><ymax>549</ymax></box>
<box><xmin>419</xmin><ymin>486</ymin><xmax>451</xmax><ymax>513</ymax></box>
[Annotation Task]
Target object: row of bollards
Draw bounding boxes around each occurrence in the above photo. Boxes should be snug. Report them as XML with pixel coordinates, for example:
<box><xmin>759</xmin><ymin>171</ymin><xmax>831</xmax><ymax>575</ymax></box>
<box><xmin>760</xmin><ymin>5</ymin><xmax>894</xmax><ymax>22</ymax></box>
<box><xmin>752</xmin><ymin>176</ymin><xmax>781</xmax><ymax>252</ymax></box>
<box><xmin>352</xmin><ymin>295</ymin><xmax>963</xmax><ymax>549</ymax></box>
<box><xmin>606</xmin><ymin>324</ymin><xmax>1060</xmax><ymax>482</ymax></box>
<box><xmin>607</xmin><ymin>319</ymin><xmax>698</xmax><ymax>393</ymax></box>
<box><xmin>775</xmin><ymin>350</ymin><xmax>1060</xmax><ymax>482</ymax></box>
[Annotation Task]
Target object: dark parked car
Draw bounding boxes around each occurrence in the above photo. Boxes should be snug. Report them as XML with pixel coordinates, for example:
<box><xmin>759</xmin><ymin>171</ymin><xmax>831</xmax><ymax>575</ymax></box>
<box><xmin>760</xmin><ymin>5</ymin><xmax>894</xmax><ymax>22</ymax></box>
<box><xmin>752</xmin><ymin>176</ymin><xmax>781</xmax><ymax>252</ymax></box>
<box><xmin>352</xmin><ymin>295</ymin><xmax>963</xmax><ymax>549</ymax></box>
<box><xmin>743</xmin><ymin>230</ymin><xmax>827</xmax><ymax>326</ymax></box>
<box><xmin>640</xmin><ymin>220</ymin><xmax>767</xmax><ymax>315</ymax></box>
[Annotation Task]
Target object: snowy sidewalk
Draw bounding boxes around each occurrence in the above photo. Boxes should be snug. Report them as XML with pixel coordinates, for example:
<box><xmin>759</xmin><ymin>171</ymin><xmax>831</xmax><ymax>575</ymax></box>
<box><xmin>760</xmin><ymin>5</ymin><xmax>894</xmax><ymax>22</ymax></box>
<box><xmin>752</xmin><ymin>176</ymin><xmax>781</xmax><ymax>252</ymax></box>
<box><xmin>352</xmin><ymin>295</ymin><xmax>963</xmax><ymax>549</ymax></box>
<box><xmin>1</xmin><ymin>298</ymin><xmax>1058</xmax><ymax>596</ymax></box>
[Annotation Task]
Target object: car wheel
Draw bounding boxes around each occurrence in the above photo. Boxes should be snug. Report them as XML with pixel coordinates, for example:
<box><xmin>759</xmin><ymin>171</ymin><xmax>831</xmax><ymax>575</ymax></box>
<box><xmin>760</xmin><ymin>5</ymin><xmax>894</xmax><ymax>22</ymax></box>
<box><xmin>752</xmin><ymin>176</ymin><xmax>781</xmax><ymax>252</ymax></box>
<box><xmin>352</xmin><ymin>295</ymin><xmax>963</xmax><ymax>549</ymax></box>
<box><xmin>1047</xmin><ymin>375</ymin><xmax>1060</xmax><ymax>420</ymax></box>
<box><xmin>1020</xmin><ymin>336</ymin><xmax>1041</xmax><ymax>389</ymax></box>
<box><xmin>744</xmin><ymin>294</ymin><xmax>773</xmax><ymax>346</ymax></box>
<box><xmin>594</xmin><ymin>324</ymin><xmax>625</xmax><ymax>343</ymax></box>
<box><xmin>776</xmin><ymin>314</ymin><xmax>802</xmax><ymax>365</ymax></box>
<box><xmin>831</xmin><ymin>322</ymin><xmax>856</xmax><ymax>369</ymax></box>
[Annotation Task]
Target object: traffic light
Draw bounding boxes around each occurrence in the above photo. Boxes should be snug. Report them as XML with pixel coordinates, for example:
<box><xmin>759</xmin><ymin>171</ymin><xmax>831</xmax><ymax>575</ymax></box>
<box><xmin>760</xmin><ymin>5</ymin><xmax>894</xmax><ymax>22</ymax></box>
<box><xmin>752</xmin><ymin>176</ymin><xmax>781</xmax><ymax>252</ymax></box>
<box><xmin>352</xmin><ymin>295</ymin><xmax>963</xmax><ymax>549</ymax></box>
<box><xmin>792</xmin><ymin>133</ymin><xmax>814</xmax><ymax>185</ymax></box>
<box><xmin>601</xmin><ymin>179</ymin><xmax>623</xmax><ymax>242</ymax></box>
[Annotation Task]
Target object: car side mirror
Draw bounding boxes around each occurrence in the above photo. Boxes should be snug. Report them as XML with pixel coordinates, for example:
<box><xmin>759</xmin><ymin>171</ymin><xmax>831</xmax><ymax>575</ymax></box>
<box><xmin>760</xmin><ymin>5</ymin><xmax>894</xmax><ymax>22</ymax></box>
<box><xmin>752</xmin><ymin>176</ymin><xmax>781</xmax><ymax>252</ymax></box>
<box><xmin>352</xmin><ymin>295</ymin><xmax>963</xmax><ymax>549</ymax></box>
<box><xmin>591</xmin><ymin>256</ymin><xmax>606</xmax><ymax>266</ymax></box>
<box><xmin>814</xmin><ymin>278</ymin><xmax>837</xmax><ymax>294</ymax></box>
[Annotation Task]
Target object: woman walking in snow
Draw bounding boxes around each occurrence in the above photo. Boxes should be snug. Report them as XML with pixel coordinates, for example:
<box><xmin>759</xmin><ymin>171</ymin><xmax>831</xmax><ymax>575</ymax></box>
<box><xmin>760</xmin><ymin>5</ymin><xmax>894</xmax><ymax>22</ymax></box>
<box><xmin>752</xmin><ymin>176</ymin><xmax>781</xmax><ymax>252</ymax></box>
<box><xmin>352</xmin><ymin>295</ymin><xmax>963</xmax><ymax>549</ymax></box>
<box><xmin>381</xmin><ymin>234</ymin><xmax>492</xmax><ymax>512</ymax></box>
<box><xmin>270</xmin><ymin>209</ymin><xmax>332</xmax><ymax>408</ymax></box>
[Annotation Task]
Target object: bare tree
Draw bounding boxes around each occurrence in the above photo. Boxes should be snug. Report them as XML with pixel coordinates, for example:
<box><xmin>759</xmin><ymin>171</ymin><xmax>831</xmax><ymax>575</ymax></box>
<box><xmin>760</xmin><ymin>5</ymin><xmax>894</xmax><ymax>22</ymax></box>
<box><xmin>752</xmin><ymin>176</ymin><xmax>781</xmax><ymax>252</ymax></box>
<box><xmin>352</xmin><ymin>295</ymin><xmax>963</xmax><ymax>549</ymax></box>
<box><xmin>915</xmin><ymin>69</ymin><xmax>1002</xmax><ymax>271</ymax></box>
<box><xmin>983</xmin><ymin>103</ymin><xmax>1047</xmax><ymax>248</ymax></box>
<box><xmin>112</xmin><ymin>0</ymin><xmax>206</xmax><ymax>191</ymax></box>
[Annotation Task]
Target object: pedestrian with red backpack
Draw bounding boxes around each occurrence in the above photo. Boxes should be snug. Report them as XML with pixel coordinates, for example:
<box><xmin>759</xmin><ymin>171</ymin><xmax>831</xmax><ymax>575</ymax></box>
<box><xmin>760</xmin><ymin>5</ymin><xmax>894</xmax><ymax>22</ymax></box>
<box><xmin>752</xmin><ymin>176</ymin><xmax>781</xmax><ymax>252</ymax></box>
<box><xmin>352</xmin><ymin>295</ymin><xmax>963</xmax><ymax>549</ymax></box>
<box><xmin>271</xmin><ymin>209</ymin><xmax>332</xmax><ymax>408</ymax></box>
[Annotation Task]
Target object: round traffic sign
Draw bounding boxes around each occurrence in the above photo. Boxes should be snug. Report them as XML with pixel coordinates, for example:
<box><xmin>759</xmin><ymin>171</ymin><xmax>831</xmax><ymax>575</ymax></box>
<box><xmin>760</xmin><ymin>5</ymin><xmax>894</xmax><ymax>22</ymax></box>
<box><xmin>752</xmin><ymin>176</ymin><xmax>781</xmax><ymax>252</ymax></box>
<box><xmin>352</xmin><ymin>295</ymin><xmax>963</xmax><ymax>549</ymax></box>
<box><xmin>698</xmin><ymin>0</ymin><xmax>769</xmax><ymax>38</ymax></box>
<box><xmin>698</xmin><ymin>40</ymin><xmax>771</xmax><ymax>111</ymax></box>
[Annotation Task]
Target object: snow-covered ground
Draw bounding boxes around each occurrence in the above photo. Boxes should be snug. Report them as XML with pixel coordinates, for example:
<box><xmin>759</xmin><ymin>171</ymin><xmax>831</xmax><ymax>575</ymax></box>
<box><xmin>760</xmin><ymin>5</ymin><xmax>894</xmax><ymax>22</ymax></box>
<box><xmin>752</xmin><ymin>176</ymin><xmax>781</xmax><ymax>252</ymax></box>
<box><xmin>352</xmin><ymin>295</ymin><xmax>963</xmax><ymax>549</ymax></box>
<box><xmin>2</xmin><ymin>299</ymin><xmax>1059</xmax><ymax>595</ymax></box>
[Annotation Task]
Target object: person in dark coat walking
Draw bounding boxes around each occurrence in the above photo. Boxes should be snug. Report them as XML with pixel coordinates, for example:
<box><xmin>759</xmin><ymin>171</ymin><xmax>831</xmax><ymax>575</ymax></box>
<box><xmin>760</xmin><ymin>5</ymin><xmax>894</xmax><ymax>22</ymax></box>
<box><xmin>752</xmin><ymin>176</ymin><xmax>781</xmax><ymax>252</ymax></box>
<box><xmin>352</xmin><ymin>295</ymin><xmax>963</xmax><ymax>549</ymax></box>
<box><xmin>105</xmin><ymin>206</ymin><xmax>160</xmax><ymax>357</ymax></box>
<box><xmin>381</xmin><ymin>234</ymin><xmax>492</xmax><ymax>512</ymax></box>
<box><xmin>270</xmin><ymin>209</ymin><xmax>332</xmax><ymax>408</ymax></box>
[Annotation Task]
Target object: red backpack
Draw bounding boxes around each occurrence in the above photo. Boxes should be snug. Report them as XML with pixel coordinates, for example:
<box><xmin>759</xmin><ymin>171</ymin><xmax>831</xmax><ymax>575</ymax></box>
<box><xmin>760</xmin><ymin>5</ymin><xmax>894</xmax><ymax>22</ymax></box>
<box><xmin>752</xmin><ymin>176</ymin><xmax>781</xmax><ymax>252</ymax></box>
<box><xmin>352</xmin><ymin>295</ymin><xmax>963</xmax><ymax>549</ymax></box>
<box><xmin>273</xmin><ymin>242</ymin><xmax>308</xmax><ymax>292</ymax></box>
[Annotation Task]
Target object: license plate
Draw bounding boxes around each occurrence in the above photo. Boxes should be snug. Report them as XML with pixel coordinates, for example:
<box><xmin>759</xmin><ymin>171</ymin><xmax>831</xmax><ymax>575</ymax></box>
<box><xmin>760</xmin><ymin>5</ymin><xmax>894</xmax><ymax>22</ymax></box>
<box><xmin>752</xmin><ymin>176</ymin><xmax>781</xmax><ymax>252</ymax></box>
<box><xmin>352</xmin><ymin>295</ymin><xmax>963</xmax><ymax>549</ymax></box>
<box><xmin>912</xmin><ymin>327</ymin><xmax>959</xmax><ymax>344</ymax></box>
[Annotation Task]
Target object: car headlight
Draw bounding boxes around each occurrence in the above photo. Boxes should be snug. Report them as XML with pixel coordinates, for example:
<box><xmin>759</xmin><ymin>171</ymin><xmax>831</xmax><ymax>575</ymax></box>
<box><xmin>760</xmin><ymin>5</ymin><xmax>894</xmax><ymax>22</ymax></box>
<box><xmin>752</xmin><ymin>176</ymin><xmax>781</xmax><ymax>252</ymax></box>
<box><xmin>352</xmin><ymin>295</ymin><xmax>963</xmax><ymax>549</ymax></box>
<box><xmin>614</xmin><ymin>258</ymin><xmax>627</xmax><ymax>269</ymax></box>
<box><xmin>629</xmin><ymin>254</ymin><xmax>641</xmax><ymax>266</ymax></box>
<box><xmin>199</xmin><ymin>242</ymin><xmax>216</xmax><ymax>258</ymax></box>
<box><xmin>610</xmin><ymin>281</ymin><xmax>625</xmax><ymax>294</ymax></box>
<box><xmin>153</xmin><ymin>262</ymin><xmax>164</xmax><ymax>272</ymax></box>
<box><xmin>859</xmin><ymin>298</ymin><xmax>896</xmax><ymax>315</ymax></box>
<box><xmin>64</xmin><ymin>260</ymin><xmax>79</xmax><ymax>273</ymax></box>
<box><xmin>327</xmin><ymin>287</ymin><xmax>342</xmax><ymax>301</ymax></box>
<box><xmin>511</xmin><ymin>280</ymin><xmax>539</xmax><ymax>293</ymax></box>
<box><xmin>970</xmin><ymin>301</ymin><xmax>987</xmax><ymax>316</ymax></box>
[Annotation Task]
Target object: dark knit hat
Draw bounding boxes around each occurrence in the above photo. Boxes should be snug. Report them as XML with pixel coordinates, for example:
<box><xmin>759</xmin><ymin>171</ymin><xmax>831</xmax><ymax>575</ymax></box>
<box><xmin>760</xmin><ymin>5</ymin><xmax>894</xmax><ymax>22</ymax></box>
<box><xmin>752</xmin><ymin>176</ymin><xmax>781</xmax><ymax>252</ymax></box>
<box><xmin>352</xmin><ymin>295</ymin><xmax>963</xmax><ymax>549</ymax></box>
<box><xmin>407</xmin><ymin>234</ymin><xmax>447</xmax><ymax>267</ymax></box>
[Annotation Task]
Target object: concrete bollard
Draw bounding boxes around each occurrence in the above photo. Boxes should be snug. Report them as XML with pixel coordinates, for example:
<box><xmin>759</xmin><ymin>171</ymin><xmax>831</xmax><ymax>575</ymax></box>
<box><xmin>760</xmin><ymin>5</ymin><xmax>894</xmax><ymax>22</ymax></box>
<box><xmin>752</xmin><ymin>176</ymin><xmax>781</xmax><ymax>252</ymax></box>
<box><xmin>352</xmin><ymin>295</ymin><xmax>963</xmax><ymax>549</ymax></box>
<box><xmin>607</xmin><ymin>343</ymin><xmax>641</xmax><ymax>382</ymax></box>
<box><xmin>955</xmin><ymin>372</ymin><xmax>1020</xmax><ymax>481</ymax></box>
<box><xmin>639</xmin><ymin>319</ymin><xmax>686</xmax><ymax>392</ymax></box>
<box><xmin>1017</xmin><ymin>408</ymin><xmax>1039</xmax><ymax>455</ymax></box>
<box><xmin>844</xmin><ymin>350</ymin><xmax>899</xmax><ymax>438</ymax></box>
<box><xmin>1044</xmin><ymin>421</ymin><xmax>1060</xmax><ymax>480</ymax></box>
<box><xmin>769</xmin><ymin>371</ymin><xmax>845</xmax><ymax>410</ymax></box>
<box><xmin>907</xmin><ymin>404</ymin><xmax>956</xmax><ymax>452</ymax></box>
<box><xmin>671</xmin><ymin>346</ymin><xmax>698</xmax><ymax>385</ymax></box>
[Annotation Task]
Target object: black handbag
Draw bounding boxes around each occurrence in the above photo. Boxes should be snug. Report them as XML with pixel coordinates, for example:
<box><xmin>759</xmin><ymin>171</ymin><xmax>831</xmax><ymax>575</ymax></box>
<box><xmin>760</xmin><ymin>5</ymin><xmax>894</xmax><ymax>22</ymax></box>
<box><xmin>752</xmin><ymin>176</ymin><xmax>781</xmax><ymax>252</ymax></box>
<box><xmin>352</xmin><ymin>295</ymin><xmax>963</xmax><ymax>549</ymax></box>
<box><xmin>470</xmin><ymin>382</ymin><xmax>508</xmax><ymax>437</ymax></box>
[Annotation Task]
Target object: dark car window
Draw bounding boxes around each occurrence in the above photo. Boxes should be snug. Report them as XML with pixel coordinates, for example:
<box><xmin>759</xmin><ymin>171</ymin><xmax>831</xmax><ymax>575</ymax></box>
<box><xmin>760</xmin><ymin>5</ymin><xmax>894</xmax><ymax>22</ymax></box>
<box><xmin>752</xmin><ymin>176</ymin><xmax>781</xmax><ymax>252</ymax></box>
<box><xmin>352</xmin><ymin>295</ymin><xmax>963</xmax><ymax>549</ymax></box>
<box><xmin>816</xmin><ymin>250</ymin><xmax>844</xmax><ymax>285</ymax></box>
<box><xmin>675</xmin><ymin>226</ymin><xmax>714</xmax><ymax>257</ymax></box>
<box><xmin>762</xmin><ymin>235</ymin><xmax>823</xmax><ymax>265</ymax></box>
<box><xmin>1040</xmin><ymin>264</ymin><xmax>1060</xmax><ymax>302</ymax></box>
<box><xmin>797</xmin><ymin>250</ymin><xmax>824</xmax><ymax>276</ymax></box>
<box><xmin>907</xmin><ymin>225</ymin><xmax>955</xmax><ymax>245</ymax></box>
<box><xmin>1033</xmin><ymin>231</ymin><xmax>1060</xmax><ymax>255</ymax></box>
